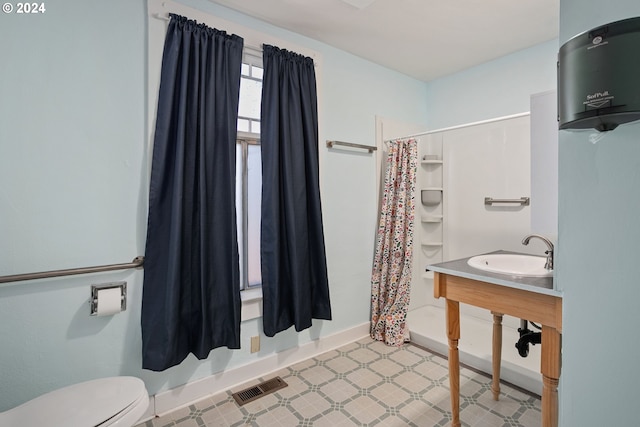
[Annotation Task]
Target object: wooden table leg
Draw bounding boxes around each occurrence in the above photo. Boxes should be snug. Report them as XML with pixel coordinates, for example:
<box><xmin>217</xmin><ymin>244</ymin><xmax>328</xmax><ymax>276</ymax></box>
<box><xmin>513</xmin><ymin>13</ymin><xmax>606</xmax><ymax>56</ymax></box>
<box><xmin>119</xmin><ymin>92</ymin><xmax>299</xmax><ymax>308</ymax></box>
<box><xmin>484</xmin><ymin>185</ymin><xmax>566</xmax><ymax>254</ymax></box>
<box><xmin>541</xmin><ymin>325</ymin><xmax>561</xmax><ymax>427</ymax></box>
<box><xmin>446</xmin><ymin>299</ymin><xmax>461</xmax><ymax>427</ymax></box>
<box><xmin>491</xmin><ymin>312</ymin><xmax>503</xmax><ymax>401</ymax></box>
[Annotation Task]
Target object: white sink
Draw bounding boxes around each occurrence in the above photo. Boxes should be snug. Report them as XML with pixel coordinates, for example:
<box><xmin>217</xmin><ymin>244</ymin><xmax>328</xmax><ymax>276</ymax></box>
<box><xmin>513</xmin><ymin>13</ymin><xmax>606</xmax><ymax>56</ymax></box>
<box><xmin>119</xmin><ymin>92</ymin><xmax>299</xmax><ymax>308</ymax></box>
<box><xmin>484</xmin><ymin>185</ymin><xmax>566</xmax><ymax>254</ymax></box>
<box><xmin>467</xmin><ymin>253</ymin><xmax>553</xmax><ymax>277</ymax></box>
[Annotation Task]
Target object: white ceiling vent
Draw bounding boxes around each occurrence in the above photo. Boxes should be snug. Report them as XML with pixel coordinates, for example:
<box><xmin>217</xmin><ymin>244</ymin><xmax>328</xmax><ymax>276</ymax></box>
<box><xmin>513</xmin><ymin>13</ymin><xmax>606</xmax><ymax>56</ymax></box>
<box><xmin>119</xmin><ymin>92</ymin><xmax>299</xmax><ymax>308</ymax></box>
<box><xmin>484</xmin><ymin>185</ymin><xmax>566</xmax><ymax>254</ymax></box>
<box><xmin>340</xmin><ymin>0</ymin><xmax>377</xmax><ymax>10</ymax></box>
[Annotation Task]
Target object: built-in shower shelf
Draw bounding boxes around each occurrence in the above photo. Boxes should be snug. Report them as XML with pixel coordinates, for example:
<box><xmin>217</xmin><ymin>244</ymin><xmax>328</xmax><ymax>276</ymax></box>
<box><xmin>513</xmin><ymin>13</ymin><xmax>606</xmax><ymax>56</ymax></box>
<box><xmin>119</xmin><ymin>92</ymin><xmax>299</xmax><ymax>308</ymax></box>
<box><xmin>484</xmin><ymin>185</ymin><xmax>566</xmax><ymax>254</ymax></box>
<box><xmin>418</xmin><ymin>139</ymin><xmax>444</xmax><ymax>294</ymax></box>
<box><xmin>421</xmin><ymin>188</ymin><xmax>443</xmax><ymax>206</ymax></box>
<box><xmin>421</xmin><ymin>215</ymin><xmax>443</xmax><ymax>223</ymax></box>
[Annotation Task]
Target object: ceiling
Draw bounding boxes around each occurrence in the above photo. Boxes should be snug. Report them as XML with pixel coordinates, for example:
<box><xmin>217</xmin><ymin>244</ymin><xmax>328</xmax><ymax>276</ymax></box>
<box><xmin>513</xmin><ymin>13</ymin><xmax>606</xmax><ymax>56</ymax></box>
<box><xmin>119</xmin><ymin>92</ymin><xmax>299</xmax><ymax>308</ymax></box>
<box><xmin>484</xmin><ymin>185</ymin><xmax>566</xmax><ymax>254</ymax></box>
<box><xmin>209</xmin><ymin>0</ymin><xmax>559</xmax><ymax>82</ymax></box>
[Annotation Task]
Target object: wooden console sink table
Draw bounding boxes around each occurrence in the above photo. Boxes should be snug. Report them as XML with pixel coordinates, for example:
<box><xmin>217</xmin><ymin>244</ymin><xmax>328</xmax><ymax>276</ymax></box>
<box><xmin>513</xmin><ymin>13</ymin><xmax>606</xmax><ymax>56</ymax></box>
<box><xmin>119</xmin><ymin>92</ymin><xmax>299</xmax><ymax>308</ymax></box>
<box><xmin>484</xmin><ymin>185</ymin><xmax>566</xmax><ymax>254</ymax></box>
<box><xmin>429</xmin><ymin>253</ymin><xmax>562</xmax><ymax>427</ymax></box>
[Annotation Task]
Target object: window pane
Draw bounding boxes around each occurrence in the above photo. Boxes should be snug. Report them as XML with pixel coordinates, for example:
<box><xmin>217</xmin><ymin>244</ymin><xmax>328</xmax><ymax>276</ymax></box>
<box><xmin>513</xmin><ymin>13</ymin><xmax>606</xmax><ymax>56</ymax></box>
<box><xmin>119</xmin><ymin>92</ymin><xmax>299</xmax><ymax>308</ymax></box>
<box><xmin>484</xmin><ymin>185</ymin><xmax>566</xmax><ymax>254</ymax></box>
<box><xmin>235</xmin><ymin>144</ymin><xmax>245</xmax><ymax>289</ymax></box>
<box><xmin>238</xmin><ymin>118</ymin><xmax>250</xmax><ymax>133</ymax></box>
<box><xmin>238</xmin><ymin>77</ymin><xmax>261</xmax><ymax>120</ymax></box>
<box><xmin>246</xmin><ymin>144</ymin><xmax>262</xmax><ymax>287</ymax></box>
<box><xmin>252</xmin><ymin>66</ymin><xmax>263</xmax><ymax>80</ymax></box>
<box><xmin>238</xmin><ymin>53</ymin><xmax>263</xmax><ymax>291</ymax></box>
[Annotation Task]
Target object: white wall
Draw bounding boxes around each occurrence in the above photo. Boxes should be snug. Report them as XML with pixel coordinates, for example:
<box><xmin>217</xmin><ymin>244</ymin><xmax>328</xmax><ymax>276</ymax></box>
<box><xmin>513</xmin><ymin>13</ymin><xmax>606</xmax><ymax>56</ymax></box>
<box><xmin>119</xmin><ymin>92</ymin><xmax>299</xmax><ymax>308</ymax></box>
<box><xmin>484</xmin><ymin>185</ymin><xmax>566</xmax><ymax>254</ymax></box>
<box><xmin>558</xmin><ymin>1</ymin><xmax>640</xmax><ymax>425</ymax></box>
<box><xmin>443</xmin><ymin>115</ymin><xmax>533</xmax><ymax>261</ymax></box>
<box><xmin>0</xmin><ymin>0</ymin><xmax>428</xmax><ymax>411</ymax></box>
<box><xmin>408</xmin><ymin>40</ymin><xmax>558</xmax><ymax>315</ymax></box>
<box><xmin>530</xmin><ymin>91</ymin><xmax>559</xmax><ymax>238</ymax></box>
<box><xmin>411</xmin><ymin>115</ymin><xmax>546</xmax><ymax>324</ymax></box>
<box><xmin>406</xmin><ymin>38</ymin><xmax>559</xmax><ymax>396</ymax></box>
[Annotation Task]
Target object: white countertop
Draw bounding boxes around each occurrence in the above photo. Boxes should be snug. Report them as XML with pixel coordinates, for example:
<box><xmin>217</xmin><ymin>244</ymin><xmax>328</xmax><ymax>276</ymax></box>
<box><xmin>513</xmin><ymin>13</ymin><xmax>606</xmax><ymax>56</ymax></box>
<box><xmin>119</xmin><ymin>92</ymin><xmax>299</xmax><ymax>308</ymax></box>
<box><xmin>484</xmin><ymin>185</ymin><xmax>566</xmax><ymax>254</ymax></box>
<box><xmin>426</xmin><ymin>250</ymin><xmax>562</xmax><ymax>298</ymax></box>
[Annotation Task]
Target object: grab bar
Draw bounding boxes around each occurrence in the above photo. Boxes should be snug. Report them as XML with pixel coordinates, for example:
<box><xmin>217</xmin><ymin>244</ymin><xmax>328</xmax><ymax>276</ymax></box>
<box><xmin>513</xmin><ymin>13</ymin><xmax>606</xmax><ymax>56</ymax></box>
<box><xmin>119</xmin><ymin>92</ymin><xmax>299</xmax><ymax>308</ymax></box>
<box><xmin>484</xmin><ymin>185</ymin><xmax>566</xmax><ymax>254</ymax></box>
<box><xmin>326</xmin><ymin>140</ymin><xmax>377</xmax><ymax>153</ymax></box>
<box><xmin>0</xmin><ymin>256</ymin><xmax>145</xmax><ymax>284</ymax></box>
<box><xmin>484</xmin><ymin>197</ymin><xmax>530</xmax><ymax>206</ymax></box>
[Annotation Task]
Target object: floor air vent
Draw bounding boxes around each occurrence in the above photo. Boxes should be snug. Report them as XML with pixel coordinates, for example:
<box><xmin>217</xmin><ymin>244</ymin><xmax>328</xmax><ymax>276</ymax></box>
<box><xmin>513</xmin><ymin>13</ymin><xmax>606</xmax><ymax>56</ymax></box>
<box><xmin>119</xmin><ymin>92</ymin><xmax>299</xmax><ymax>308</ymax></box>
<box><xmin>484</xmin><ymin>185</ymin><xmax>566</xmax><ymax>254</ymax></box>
<box><xmin>231</xmin><ymin>376</ymin><xmax>288</xmax><ymax>406</ymax></box>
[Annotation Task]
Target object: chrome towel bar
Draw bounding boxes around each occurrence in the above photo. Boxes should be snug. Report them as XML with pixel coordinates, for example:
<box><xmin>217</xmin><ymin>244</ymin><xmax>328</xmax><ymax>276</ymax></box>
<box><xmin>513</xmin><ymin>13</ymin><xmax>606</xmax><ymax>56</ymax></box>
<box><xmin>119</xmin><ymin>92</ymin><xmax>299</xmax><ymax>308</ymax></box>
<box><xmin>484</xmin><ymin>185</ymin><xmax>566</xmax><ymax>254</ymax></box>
<box><xmin>0</xmin><ymin>256</ymin><xmax>145</xmax><ymax>284</ymax></box>
<box><xmin>326</xmin><ymin>140</ymin><xmax>377</xmax><ymax>153</ymax></box>
<box><xmin>484</xmin><ymin>197</ymin><xmax>530</xmax><ymax>206</ymax></box>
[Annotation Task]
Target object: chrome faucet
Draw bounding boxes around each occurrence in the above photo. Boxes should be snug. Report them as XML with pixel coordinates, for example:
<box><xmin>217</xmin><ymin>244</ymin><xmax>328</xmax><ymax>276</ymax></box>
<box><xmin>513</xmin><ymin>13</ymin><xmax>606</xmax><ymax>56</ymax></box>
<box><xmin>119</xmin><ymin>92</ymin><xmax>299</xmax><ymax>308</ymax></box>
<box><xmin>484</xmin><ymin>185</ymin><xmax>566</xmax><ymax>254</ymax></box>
<box><xmin>521</xmin><ymin>234</ymin><xmax>554</xmax><ymax>270</ymax></box>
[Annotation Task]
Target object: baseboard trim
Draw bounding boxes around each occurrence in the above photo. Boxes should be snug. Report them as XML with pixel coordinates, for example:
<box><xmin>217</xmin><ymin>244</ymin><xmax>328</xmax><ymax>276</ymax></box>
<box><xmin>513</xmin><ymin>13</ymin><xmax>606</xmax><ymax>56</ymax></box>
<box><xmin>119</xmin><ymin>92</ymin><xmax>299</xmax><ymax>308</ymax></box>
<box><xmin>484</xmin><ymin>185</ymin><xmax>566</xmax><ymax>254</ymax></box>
<box><xmin>145</xmin><ymin>322</ymin><xmax>370</xmax><ymax>419</ymax></box>
<box><xmin>410</xmin><ymin>331</ymin><xmax>542</xmax><ymax>396</ymax></box>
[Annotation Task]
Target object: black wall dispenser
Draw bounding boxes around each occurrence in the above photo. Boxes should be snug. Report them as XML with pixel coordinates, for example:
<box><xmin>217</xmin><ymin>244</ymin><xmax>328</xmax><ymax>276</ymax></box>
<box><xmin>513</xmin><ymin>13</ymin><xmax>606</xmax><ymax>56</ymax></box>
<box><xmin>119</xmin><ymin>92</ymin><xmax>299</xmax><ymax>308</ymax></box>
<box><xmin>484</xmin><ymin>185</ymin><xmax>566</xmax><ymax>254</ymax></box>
<box><xmin>558</xmin><ymin>17</ymin><xmax>640</xmax><ymax>132</ymax></box>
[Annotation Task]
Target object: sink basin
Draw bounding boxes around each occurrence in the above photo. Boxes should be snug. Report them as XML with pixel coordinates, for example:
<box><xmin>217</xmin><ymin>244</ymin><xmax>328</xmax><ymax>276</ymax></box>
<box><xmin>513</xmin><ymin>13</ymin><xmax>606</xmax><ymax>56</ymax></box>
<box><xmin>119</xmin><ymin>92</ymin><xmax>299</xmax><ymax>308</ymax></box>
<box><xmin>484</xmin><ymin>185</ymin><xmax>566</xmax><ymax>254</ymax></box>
<box><xmin>467</xmin><ymin>253</ymin><xmax>553</xmax><ymax>277</ymax></box>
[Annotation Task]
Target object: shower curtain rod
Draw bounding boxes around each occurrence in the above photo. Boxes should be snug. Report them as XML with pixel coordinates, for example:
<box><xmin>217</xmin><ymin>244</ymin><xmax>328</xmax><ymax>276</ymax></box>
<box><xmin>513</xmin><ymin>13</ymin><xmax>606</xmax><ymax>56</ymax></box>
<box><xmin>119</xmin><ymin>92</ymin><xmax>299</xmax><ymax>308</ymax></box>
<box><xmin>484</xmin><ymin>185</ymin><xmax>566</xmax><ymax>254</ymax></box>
<box><xmin>383</xmin><ymin>112</ymin><xmax>530</xmax><ymax>143</ymax></box>
<box><xmin>0</xmin><ymin>256</ymin><xmax>145</xmax><ymax>284</ymax></box>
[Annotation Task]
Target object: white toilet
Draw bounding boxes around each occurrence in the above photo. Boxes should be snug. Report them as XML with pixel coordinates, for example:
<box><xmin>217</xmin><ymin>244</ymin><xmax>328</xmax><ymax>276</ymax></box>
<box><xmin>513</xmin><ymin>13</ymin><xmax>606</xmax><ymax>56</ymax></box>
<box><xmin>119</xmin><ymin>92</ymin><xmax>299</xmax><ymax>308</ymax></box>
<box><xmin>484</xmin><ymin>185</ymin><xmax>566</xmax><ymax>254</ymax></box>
<box><xmin>0</xmin><ymin>376</ymin><xmax>149</xmax><ymax>427</ymax></box>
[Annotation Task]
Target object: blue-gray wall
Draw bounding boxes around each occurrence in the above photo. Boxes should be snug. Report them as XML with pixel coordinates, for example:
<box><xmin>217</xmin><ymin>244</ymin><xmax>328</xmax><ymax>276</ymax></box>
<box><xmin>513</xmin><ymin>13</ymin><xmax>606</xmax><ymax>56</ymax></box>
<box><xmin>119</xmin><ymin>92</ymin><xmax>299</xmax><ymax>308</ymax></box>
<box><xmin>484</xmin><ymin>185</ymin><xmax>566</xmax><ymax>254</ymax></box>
<box><xmin>558</xmin><ymin>1</ymin><xmax>640</xmax><ymax>425</ymax></box>
<box><xmin>425</xmin><ymin>39</ymin><xmax>558</xmax><ymax>130</ymax></box>
<box><xmin>0</xmin><ymin>0</ymin><xmax>428</xmax><ymax>410</ymax></box>
<box><xmin>7</xmin><ymin>2</ymin><xmax>637</xmax><ymax>424</ymax></box>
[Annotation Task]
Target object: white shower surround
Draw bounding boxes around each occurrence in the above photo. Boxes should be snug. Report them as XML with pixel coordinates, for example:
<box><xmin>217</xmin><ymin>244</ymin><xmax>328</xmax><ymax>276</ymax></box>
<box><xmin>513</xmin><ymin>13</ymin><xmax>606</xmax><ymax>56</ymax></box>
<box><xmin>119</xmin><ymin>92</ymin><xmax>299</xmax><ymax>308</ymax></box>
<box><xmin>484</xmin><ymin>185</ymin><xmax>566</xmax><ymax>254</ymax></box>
<box><xmin>406</xmin><ymin>113</ymin><xmax>545</xmax><ymax>395</ymax></box>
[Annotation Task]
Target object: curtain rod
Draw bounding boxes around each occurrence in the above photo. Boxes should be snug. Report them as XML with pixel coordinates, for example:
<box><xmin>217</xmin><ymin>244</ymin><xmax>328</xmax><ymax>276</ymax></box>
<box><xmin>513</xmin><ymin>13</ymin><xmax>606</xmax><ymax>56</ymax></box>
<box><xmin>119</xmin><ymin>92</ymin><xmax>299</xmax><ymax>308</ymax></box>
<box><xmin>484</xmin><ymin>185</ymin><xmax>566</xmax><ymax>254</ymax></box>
<box><xmin>151</xmin><ymin>12</ymin><xmax>263</xmax><ymax>53</ymax></box>
<box><xmin>0</xmin><ymin>256</ymin><xmax>145</xmax><ymax>284</ymax></box>
<box><xmin>152</xmin><ymin>12</ymin><xmax>170</xmax><ymax>21</ymax></box>
<box><xmin>384</xmin><ymin>112</ymin><xmax>530</xmax><ymax>143</ymax></box>
<box><xmin>326</xmin><ymin>140</ymin><xmax>377</xmax><ymax>153</ymax></box>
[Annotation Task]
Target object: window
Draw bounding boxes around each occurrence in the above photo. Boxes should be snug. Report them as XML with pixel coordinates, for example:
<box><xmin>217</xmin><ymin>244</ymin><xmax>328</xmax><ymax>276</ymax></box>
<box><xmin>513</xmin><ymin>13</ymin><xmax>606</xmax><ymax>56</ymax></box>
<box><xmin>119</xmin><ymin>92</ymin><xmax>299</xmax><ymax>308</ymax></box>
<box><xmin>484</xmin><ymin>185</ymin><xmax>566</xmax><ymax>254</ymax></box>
<box><xmin>236</xmin><ymin>47</ymin><xmax>262</xmax><ymax>291</ymax></box>
<box><xmin>238</xmin><ymin>47</ymin><xmax>262</xmax><ymax>134</ymax></box>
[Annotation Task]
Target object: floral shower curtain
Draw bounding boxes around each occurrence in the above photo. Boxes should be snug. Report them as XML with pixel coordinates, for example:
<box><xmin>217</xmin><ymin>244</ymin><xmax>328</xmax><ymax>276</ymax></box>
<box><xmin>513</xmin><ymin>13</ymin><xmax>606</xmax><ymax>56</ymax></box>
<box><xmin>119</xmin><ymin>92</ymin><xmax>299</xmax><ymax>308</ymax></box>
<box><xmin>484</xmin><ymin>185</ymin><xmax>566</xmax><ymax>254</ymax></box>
<box><xmin>370</xmin><ymin>138</ymin><xmax>417</xmax><ymax>346</ymax></box>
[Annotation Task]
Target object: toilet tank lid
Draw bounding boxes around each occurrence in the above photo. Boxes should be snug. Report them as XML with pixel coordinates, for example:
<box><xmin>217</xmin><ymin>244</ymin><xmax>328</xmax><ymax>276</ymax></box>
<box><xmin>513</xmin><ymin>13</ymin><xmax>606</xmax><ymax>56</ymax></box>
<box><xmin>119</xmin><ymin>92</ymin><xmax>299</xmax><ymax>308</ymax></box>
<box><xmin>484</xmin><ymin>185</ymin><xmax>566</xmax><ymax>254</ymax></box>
<box><xmin>6</xmin><ymin>376</ymin><xmax>148</xmax><ymax>427</ymax></box>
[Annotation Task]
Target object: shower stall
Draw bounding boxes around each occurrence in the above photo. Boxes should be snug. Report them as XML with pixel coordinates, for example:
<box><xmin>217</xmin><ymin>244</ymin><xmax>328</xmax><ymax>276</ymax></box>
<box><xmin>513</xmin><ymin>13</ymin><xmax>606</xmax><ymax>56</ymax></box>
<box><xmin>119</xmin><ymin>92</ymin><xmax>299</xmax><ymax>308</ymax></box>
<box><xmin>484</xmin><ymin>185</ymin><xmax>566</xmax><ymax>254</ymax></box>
<box><xmin>405</xmin><ymin>113</ymin><xmax>544</xmax><ymax>395</ymax></box>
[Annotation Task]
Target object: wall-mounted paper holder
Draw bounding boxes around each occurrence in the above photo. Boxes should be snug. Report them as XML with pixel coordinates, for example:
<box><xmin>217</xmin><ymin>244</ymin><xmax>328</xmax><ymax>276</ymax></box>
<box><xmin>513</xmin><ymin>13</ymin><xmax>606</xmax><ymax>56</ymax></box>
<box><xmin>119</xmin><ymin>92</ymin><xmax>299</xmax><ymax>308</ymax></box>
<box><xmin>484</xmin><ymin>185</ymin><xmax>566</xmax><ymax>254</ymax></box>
<box><xmin>90</xmin><ymin>282</ymin><xmax>126</xmax><ymax>316</ymax></box>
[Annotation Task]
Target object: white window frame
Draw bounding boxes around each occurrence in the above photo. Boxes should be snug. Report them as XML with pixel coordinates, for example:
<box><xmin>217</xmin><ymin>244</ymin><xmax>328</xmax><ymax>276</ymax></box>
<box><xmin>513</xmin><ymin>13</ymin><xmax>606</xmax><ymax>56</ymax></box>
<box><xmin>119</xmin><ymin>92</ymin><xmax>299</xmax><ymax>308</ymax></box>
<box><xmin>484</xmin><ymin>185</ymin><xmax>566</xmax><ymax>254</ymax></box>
<box><xmin>236</xmin><ymin>134</ymin><xmax>260</xmax><ymax>292</ymax></box>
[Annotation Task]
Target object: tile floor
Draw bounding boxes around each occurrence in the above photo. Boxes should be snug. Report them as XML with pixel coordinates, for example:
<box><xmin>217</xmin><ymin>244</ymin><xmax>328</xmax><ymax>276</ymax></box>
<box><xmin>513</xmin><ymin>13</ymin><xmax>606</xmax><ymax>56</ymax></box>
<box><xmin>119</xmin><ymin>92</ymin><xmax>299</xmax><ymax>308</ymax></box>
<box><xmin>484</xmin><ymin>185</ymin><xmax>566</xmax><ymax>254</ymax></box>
<box><xmin>137</xmin><ymin>338</ymin><xmax>541</xmax><ymax>427</ymax></box>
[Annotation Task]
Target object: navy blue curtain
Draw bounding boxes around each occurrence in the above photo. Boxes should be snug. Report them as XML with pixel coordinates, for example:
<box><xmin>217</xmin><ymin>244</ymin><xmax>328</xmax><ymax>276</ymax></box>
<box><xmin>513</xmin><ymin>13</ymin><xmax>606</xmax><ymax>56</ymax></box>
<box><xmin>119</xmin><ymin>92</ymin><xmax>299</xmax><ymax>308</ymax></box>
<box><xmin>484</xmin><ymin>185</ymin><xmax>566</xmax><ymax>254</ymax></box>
<box><xmin>260</xmin><ymin>44</ymin><xmax>332</xmax><ymax>337</ymax></box>
<box><xmin>141</xmin><ymin>15</ymin><xmax>243</xmax><ymax>371</ymax></box>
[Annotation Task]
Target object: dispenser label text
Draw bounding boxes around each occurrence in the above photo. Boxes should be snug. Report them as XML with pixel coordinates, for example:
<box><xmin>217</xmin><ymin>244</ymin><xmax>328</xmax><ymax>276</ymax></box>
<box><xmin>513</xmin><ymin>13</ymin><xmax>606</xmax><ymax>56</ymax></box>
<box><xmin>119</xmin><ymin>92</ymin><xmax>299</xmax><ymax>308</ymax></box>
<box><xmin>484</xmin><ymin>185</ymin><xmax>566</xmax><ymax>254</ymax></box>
<box><xmin>584</xmin><ymin>91</ymin><xmax>614</xmax><ymax>109</ymax></box>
